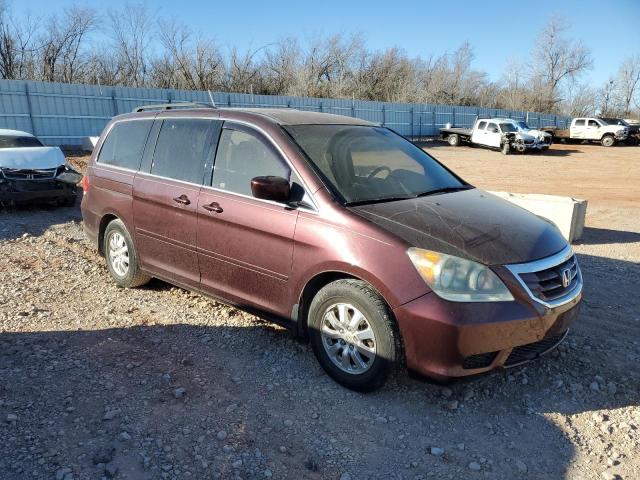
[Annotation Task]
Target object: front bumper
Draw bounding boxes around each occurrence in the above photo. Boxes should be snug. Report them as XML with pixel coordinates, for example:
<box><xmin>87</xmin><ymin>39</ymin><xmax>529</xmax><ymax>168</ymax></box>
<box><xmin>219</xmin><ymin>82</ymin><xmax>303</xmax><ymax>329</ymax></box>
<box><xmin>614</xmin><ymin>131</ymin><xmax>628</xmax><ymax>140</ymax></box>
<box><xmin>0</xmin><ymin>179</ymin><xmax>77</xmax><ymax>204</ymax></box>
<box><xmin>393</xmin><ymin>247</ymin><xmax>582</xmax><ymax>379</ymax></box>
<box><xmin>394</xmin><ymin>292</ymin><xmax>580</xmax><ymax>379</ymax></box>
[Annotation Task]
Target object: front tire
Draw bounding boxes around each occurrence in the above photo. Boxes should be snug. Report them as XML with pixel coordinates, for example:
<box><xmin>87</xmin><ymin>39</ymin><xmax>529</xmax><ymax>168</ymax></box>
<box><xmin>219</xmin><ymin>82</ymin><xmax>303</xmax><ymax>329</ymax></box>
<box><xmin>104</xmin><ymin>219</ymin><xmax>151</xmax><ymax>288</ymax></box>
<box><xmin>601</xmin><ymin>135</ymin><xmax>615</xmax><ymax>147</ymax></box>
<box><xmin>308</xmin><ymin>279</ymin><xmax>402</xmax><ymax>392</ymax></box>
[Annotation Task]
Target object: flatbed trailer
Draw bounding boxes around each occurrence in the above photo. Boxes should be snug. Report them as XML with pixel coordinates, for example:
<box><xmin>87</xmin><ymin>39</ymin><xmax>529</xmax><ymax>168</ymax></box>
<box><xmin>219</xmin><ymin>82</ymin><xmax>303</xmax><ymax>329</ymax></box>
<box><xmin>439</xmin><ymin>127</ymin><xmax>473</xmax><ymax>146</ymax></box>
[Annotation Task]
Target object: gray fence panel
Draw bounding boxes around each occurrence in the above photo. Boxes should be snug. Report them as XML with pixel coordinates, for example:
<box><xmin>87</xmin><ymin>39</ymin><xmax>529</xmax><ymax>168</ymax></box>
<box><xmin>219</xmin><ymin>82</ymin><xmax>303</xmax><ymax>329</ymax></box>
<box><xmin>0</xmin><ymin>79</ymin><xmax>571</xmax><ymax>145</ymax></box>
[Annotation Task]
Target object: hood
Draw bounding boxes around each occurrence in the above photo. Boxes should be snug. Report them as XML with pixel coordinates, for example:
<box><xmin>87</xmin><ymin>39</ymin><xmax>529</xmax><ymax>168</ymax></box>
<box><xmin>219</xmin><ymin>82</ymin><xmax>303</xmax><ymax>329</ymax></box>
<box><xmin>514</xmin><ymin>131</ymin><xmax>537</xmax><ymax>141</ymax></box>
<box><xmin>349</xmin><ymin>189</ymin><xmax>567</xmax><ymax>266</ymax></box>
<box><xmin>0</xmin><ymin>147</ymin><xmax>66</xmax><ymax>170</ymax></box>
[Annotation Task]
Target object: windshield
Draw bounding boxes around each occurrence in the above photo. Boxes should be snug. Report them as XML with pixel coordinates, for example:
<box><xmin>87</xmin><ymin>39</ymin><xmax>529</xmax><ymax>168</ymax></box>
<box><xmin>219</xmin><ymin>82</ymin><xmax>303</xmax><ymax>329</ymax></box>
<box><xmin>499</xmin><ymin>123</ymin><xmax>518</xmax><ymax>133</ymax></box>
<box><xmin>284</xmin><ymin>125</ymin><xmax>468</xmax><ymax>204</ymax></box>
<box><xmin>516</xmin><ymin>121</ymin><xmax>530</xmax><ymax>130</ymax></box>
<box><xmin>0</xmin><ymin>135</ymin><xmax>43</xmax><ymax>148</ymax></box>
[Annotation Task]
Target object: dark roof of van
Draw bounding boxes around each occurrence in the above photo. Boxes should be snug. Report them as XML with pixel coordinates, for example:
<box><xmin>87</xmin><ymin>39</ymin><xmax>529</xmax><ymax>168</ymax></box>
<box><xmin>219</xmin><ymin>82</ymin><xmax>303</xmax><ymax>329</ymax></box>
<box><xmin>221</xmin><ymin>108</ymin><xmax>377</xmax><ymax>126</ymax></box>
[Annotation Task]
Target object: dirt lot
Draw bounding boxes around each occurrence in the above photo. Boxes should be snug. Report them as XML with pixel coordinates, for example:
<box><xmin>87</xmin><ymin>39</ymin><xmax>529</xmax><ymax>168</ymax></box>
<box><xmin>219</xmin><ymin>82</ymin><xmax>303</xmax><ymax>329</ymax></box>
<box><xmin>1</xmin><ymin>142</ymin><xmax>639</xmax><ymax>480</ymax></box>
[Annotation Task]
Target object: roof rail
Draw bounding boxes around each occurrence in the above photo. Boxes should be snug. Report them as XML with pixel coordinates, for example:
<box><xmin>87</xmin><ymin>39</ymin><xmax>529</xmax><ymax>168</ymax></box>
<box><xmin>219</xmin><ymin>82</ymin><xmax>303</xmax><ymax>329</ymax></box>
<box><xmin>133</xmin><ymin>102</ymin><xmax>217</xmax><ymax>113</ymax></box>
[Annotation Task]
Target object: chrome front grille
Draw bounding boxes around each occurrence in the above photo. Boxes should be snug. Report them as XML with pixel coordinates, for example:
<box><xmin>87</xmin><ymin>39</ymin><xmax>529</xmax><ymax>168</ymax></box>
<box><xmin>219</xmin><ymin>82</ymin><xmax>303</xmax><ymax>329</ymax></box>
<box><xmin>519</xmin><ymin>255</ymin><xmax>579</xmax><ymax>302</ymax></box>
<box><xmin>1</xmin><ymin>167</ymin><xmax>58</xmax><ymax>180</ymax></box>
<box><xmin>506</xmin><ymin>246</ymin><xmax>582</xmax><ymax>308</ymax></box>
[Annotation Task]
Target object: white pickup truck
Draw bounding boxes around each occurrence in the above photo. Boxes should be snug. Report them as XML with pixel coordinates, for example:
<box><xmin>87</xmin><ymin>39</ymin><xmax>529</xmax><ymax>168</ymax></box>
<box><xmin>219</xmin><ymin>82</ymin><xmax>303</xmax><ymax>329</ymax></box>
<box><xmin>440</xmin><ymin>118</ymin><xmax>551</xmax><ymax>154</ymax></box>
<box><xmin>542</xmin><ymin>118</ymin><xmax>628</xmax><ymax>147</ymax></box>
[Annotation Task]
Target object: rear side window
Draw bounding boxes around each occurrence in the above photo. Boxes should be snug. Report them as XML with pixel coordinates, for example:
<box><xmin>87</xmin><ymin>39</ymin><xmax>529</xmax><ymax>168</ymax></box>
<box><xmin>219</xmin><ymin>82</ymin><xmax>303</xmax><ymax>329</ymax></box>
<box><xmin>151</xmin><ymin>119</ymin><xmax>215</xmax><ymax>184</ymax></box>
<box><xmin>98</xmin><ymin>120</ymin><xmax>152</xmax><ymax>170</ymax></box>
<box><xmin>211</xmin><ymin>128</ymin><xmax>290</xmax><ymax>196</ymax></box>
<box><xmin>574</xmin><ymin>119</ymin><xmax>585</xmax><ymax>126</ymax></box>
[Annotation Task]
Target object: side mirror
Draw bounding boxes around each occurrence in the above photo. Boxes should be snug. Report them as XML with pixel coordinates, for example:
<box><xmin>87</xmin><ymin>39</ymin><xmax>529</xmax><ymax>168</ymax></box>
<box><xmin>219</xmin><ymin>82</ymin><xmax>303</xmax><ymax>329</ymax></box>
<box><xmin>251</xmin><ymin>176</ymin><xmax>290</xmax><ymax>203</ymax></box>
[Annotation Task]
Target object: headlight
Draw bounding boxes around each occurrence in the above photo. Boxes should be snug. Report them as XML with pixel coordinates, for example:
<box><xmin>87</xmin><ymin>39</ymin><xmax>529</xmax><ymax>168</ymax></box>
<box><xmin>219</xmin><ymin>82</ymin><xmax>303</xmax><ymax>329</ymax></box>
<box><xmin>407</xmin><ymin>248</ymin><xmax>514</xmax><ymax>302</ymax></box>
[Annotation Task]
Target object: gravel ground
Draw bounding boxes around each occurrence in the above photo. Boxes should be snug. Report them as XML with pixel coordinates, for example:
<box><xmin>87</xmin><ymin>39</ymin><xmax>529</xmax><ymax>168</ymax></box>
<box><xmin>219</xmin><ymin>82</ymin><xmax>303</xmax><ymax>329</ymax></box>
<box><xmin>1</xmin><ymin>144</ymin><xmax>639</xmax><ymax>480</ymax></box>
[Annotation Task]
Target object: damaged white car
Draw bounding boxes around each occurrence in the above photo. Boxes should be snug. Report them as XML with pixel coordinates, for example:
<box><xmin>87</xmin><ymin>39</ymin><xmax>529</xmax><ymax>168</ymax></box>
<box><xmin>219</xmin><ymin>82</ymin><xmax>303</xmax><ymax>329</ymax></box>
<box><xmin>514</xmin><ymin>120</ymin><xmax>554</xmax><ymax>146</ymax></box>
<box><xmin>440</xmin><ymin>118</ymin><xmax>552</xmax><ymax>154</ymax></box>
<box><xmin>0</xmin><ymin>129</ymin><xmax>82</xmax><ymax>206</ymax></box>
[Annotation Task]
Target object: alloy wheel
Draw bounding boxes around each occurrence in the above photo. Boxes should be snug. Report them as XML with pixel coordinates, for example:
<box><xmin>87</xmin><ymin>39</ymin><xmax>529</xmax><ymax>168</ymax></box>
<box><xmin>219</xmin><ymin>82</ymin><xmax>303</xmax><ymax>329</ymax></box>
<box><xmin>108</xmin><ymin>232</ymin><xmax>129</xmax><ymax>277</ymax></box>
<box><xmin>320</xmin><ymin>303</ymin><xmax>377</xmax><ymax>374</ymax></box>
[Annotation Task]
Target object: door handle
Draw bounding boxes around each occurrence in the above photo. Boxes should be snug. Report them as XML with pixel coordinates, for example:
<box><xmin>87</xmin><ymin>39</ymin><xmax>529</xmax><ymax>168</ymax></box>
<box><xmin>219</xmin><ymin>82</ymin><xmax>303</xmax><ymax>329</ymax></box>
<box><xmin>173</xmin><ymin>194</ymin><xmax>191</xmax><ymax>205</ymax></box>
<box><xmin>202</xmin><ymin>202</ymin><xmax>223</xmax><ymax>213</ymax></box>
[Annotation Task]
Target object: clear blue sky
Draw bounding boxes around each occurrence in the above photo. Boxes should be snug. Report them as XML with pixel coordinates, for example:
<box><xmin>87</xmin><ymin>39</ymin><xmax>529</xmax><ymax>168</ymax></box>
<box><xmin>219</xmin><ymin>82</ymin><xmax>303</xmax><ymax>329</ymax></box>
<box><xmin>18</xmin><ymin>0</ymin><xmax>640</xmax><ymax>86</ymax></box>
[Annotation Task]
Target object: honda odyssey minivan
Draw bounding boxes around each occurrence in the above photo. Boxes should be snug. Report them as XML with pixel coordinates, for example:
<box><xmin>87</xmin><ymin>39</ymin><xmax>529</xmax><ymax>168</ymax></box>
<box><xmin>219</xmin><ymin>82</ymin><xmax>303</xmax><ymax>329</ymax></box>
<box><xmin>81</xmin><ymin>103</ymin><xmax>582</xmax><ymax>391</ymax></box>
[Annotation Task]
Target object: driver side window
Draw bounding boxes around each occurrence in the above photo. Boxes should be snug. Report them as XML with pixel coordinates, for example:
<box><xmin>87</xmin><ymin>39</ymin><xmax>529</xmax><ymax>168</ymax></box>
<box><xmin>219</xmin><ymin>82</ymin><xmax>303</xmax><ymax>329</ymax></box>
<box><xmin>212</xmin><ymin>128</ymin><xmax>290</xmax><ymax>197</ymax></box>
<box><xmin>487</xmin><ymin>123</ymin><xmax>499</xmax><ymax>133</ymax></box>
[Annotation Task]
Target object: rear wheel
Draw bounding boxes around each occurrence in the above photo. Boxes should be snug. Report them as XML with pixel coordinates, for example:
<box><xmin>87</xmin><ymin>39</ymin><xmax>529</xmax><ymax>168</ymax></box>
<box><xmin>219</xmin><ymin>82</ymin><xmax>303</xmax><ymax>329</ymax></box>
<box><xmin>447</xmin><ymin>134</ymin><xmax>460</xmax><ymax>146</ymax></box>
<box><xmin>601</xmin><ymin>135</ymin><xmax>615</xmax><ymax>147</ymax></box>
<box><xmin>104</xmin><ymin>219</ymin><xmax>151</xmax><ymax>288</ymax></box>
<box><xmin>308</xmin><ymin>279</ymin><xmax>402</xmax><ymax>392</ymax></box>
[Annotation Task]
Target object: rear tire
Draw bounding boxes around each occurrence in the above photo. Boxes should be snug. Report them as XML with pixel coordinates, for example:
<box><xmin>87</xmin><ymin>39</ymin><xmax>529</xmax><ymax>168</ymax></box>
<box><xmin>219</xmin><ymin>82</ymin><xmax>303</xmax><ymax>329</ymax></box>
<box><xmin>104</xmin><ymin>219</ymin><xmax>151</xmax><ymax>288</ymax></box>
<box><xmin>308</xmin><ymin>279</ymin><xmax>402</xmax><ymax>392</ymax></box>
<box><xmin>447</xmin><ymin>134</ymin><xmax>460</xmax><ymax>147</ymax></box>
<box><xmin>601</xmin><ymin>135</ymin><xmax>615</xmax><ymax>147</ymax></box>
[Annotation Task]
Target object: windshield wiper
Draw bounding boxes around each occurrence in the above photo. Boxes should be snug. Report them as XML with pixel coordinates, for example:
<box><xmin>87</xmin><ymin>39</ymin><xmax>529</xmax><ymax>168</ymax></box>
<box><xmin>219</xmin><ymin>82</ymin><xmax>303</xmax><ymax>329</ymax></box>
<box><xmin>415</xmin><ymin>185</ymin><xmax>473</xmax><ymax>197</ymax></box>
<box><xmin>346</xmin><ymin>195</ymin><xmax>416</xmax><ymax>206</ymax></box>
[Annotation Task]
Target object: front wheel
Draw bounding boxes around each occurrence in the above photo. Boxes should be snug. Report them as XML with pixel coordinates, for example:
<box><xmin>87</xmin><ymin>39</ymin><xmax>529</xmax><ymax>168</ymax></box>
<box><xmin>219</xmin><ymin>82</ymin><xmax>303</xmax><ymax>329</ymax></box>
<box><xmin>308</xmin><ymin>279</ymin><xmax>402</xmax><ymax>392</ymax></box>
<box><xmin>104</xmin><ymin>219</ymin><xmax>151</xmax><ymax>288</ymax></box>
<box><xmin>601</xmin><ymin>135</ymin><xmax>615</xmax><ymax>147</ymax></box>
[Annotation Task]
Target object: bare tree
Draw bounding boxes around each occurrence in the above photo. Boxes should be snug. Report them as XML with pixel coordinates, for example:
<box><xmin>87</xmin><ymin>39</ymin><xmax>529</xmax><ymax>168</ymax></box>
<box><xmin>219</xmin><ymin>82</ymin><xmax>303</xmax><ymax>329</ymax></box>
<box><xmin>155</xmin><ymin>20</ymin><xmax>224</xmax><ymax>91</ymax></box>
<box><xmin>615</xmin><ymin>54</ymin><xmax>640</xmax><ymax>115</ymax></box>
<box><xmin>531</xmin><ymin>17</ymin><xmax>592</xmax><ymax>112</ymax></box>
<box><xmin>596</xmin><ymin>79</ymin><xmax>617</xmax><ymax>116</ymax></box>
<box><xmin>0</xmin><ymin>2</ymin><xmax>39</xmax><ymax>80</ymax></box>
<box><xmin>39</xmin><ymin>6</ymin><xmax>96</xmax><ymax>82</ymax></box>
<box><xmin>107</xmin><ymin>3</ymin><xmax>154</xmax><ymax>87</ymax></box>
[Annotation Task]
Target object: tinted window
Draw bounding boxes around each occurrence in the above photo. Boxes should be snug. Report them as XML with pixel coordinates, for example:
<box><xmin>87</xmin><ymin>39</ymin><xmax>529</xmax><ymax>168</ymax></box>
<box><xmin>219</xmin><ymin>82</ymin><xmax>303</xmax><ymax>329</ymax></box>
<box><xmin>574</xmin><ymin>119</ymin><xmax>585</xmax><ymax>126</ymax></box>
<box><xmin>285</xmin><ymin>125</ymin><xmax>466</xmax><ymax>204</ymax></box>
<box><xmin>588</xmin><ymin>120</ymin><xmax>599</xmax><ymax>127</ymax></box>
<box><xmin>212</xmin><ymin>128</ymin><xmax>290</xmax><ymax>197</ymax></box>
<box><xmin>151</xmin><ymin>119</ymin><xmax>215</xmax><ymax>184</ymax></box>
<box><xmin>98</xmin><ymin>120</ymin><xmax>152</xmax><ymax>170</ymax></box>
<box><xmin>0</xmin><ymin>135</ymin><xmax>43</xmax><ymax>148</ymax></box>
<box><xmin>477</xmin><ymin>121</ymin><xmax>487</xmax><ymax>130</ymax></box>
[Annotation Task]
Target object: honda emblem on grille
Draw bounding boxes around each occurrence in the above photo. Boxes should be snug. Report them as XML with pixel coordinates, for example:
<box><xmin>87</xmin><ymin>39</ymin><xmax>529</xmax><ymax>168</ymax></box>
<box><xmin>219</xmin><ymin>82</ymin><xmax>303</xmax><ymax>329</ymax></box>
<box><xmin>561</xmin><ymin>268</ymin><xmax>572</xmax><ymax>288</ymax></box>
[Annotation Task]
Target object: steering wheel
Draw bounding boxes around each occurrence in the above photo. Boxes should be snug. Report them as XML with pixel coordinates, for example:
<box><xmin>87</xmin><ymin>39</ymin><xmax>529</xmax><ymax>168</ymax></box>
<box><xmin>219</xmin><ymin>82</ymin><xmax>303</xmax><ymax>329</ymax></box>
<box><xmin>367</xmin><ymin>166</ymin><xmax>392</xmax><ymax>179</ymax></box>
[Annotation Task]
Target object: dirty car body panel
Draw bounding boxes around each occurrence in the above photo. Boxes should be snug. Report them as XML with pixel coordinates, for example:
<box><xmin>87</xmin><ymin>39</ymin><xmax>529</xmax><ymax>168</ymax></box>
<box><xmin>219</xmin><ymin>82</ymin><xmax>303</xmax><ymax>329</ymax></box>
<box><xmin>81</xmin><ymin>106</ymin><xmax>582</xmax><ymax>385</ymax></box>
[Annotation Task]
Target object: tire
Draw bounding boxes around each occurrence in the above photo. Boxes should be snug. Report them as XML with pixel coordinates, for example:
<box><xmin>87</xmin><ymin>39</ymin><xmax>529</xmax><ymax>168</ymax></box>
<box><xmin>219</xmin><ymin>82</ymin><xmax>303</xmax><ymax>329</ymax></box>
<box><xmin>307</xmin><ymin>279</ymin><xmax>402</xmax><ymax>392</ymax></box>
<box><xmin>601</xmin><ymin>135</ymin><xmax>615</xmax><ymax>147</ymax></box>
<box><xmin>447</xmin><ymin>134</ymin><xmax>460</xmax><ymax>147</ymax></box>
<box><xmin>104</xmin><ymin>219</ymin><xmax>151</xmax><ymax>288</ymax></box>
<box><xmin>501</xmin><ymin>142</ymin><xmax>511</xmax><ymax>155</ymax></box>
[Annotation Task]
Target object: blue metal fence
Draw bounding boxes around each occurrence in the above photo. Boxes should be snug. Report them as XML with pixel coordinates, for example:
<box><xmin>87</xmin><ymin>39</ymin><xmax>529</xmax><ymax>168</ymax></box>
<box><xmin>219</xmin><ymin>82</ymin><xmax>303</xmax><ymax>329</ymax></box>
<box><xmin>0</xmin><ymin>79</ymin><xmax>570</xmax><ymax>146</ymax></box>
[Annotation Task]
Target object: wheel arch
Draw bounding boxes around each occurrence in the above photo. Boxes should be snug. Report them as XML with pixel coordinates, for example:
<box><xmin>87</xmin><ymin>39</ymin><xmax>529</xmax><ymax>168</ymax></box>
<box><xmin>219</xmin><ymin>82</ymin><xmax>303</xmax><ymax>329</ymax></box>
<box><xmin>295</xmin><ymin>270</ymin><xmax>397</xmax><ymax>339</ymax></box>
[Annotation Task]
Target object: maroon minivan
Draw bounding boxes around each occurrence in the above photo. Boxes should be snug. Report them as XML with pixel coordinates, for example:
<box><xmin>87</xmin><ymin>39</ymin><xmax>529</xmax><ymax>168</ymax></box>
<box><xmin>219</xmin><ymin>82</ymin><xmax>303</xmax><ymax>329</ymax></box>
<box><xmin>81</xmin><ymin>103</ymin><xmax>582</xmax><ymax>391</ymax></box>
